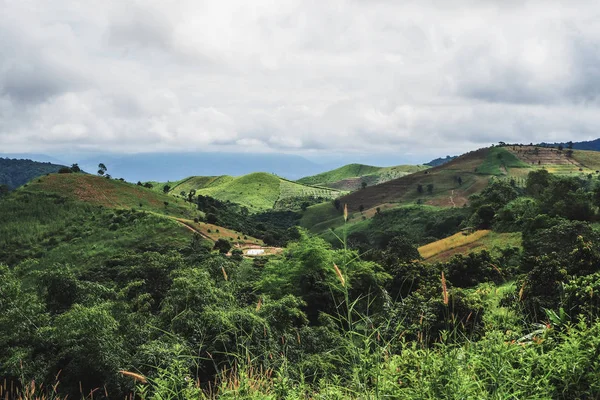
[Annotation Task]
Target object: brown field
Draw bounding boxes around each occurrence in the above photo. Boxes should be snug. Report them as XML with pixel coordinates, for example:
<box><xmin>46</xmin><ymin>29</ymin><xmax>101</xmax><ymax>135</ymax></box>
<box><xmin>420</xmin><ymin>230</ymin><xmax>522</xmax><ymax>263</ymax></box>
<box><xmin>419</xmin><ymin>230</ymin><xmax>491</xmax><ymax>259</ymax></box>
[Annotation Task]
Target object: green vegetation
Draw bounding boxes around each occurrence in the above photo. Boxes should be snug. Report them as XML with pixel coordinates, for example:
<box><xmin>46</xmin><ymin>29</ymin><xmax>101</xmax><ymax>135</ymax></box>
<box><xmin>298</xmin><ymin>163</ymin><xmax>429</xmax><ymax>191</ymax></box>
<box><xmin>0</xmin><ymin>157</ymin><xmax>66</xmax><ymax>189</ymax></box>
<box><xmin>6</xmin><ymin>152</ymin><xmax>600</xmax><ymax>399</ymax></box>
<box><xmin>156</xmin><ymin>172</ymin><xmax>344</xmax><ymax>212</ymax></box>
<box><xmin>475</xmin><ymin>146</ymin><xmax>530</xmax><ymax>175</ymax></box>
<box><xmin>297</xmin><ymin>163</ymin><xmax>383</xmax><ymax>185</ymax></box>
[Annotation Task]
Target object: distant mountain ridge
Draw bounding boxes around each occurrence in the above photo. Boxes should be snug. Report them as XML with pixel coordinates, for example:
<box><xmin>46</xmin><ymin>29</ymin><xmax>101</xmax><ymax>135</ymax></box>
<box><xmin>540</xmin><ymin>138</ymin><xmax>600</xmax><ymax>151</ymax></box>
<box><xmin>0</xmin><ymin>157</ymin><xmax>66</xmax><ymax>189</ymax></box>
<box><xmin>77</xmin><ymin>152</ymin><xmax>326</xmax><ymax>182</ymax></box>
<box><xmin>425</xmin><ymin>155</ymin><xmax>457</xmax><ymax>167</ymax></box>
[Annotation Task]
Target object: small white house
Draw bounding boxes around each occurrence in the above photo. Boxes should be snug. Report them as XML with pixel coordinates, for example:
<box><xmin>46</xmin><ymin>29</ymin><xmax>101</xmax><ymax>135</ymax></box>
<box><xmin>246</xmin><ymin>249</ymin><xmax>265</xmax><ymax>256</ymax></box>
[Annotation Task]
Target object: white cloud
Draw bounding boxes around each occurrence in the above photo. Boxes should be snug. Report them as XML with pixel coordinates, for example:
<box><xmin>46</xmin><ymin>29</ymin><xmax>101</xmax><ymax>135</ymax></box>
<box><xmin>1</xmin><ymin>0</ymin><xmax>600</xmax><ymax>160</ymax></box>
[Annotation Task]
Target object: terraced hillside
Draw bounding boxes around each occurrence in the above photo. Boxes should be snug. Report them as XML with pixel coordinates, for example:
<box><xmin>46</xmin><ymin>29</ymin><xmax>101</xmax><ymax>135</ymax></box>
<box><xmin>339</xmin><ymin>148</ymin><xmax>495</xmax><ymax>212</ymax></box>
<box><xmin>158</xmin><ymin>172</ymin><xmax>345</xmax><ymax>212</ymax></box>
<box><xmin>339</xmin><ymin>146</ymin><xmax>600</xmax><ymax>214</ymax></box>
<box><xmin>297</xmin><ymin>163</ymin><xmax>429</xmax><ymax>191</ymax></box>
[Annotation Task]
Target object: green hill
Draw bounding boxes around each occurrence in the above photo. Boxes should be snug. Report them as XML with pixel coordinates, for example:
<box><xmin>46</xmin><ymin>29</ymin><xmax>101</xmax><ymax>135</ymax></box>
<box><xmin>297</xmin><ymin>164</ymin><xmax>383</xmax><ymax>185</ymax></box>
<box><xmin>301</xmin><ymin>146</ymin><xmax>600</xmax><ymax>237</ymax></box>
<box><xmin>0</xmin><ymin>157</ymin><xmax>67</xmax><ymax>189</ymax></box>
<box><xmin>0</xmin><ymin>173</ymin><xmax>276</xmax><ymax>268</ymax></box>
<box><xmin>155</xmin><ymin>172</ymin><xmax>345</xmax><ymax>212</ymax></box>
<box><xmin>297</xmin><ymin>163</ymin><xmax>429</xmax><ymax>191</ymax></box>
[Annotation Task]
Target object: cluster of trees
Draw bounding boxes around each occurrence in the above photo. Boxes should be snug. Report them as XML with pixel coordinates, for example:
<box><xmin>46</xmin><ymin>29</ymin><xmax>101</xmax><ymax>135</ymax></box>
<box><xmin>194</xmin><ymin>195</ymin><xmax>301</xmax><ymax>246</ymax></box>
<box><xmin>0</xmin><ymin>158</ymin><xmax>65</xmax><ymax>189</ymax></box>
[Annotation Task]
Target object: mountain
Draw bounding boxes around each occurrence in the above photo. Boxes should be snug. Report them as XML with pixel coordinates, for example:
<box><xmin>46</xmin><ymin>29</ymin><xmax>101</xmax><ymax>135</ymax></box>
<box><xmin>155</xmin><ymin>172</ymin><xmax>344</xmax><ymax>212</ymax></box>
<box><xmin>301</xmin><ymin>145</ymin><xmax>600</xmax><ymax>237</ymax></box>
<box><xmin>425</xmin><ymin>155</ymin><xmax>457</xmax><ymax>167</ymax></box>
<box><xmin>0</xmin><ymin>157</ymin><xmax>67</xmax><ymax>189</ymax></box>
<box><xmin>541</xmin><ymin>138</ymin><xmax>600</xmax><ymax>151</ymax></box>
<box><xmin>0</xmin><ymin>153</ymin><xmax>67</xmax><ymax>165</ymax></box>
<box><xmin>297</xmin><ymin>163</ymin><xmax>429</xmax><ymax>191</ymax></box>
<box><xmin>76</xmin><ymin>152</ymin><xmax>326</xmax><ymax>182</ymax></box>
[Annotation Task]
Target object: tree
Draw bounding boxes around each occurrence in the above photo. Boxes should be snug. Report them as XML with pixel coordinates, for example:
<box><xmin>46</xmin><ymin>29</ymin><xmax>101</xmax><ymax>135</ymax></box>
<box><xmin>361</xmin><ymin>181</ymin><xmax>367</xmax><ymax>189</ymax></box>
<box><xmin>97</xmin><ymin>163</ymin><xmax>107</xmax><ymax>176</ymax></box>
<box><xmin>70</xmin><ymin>163</ymin><xmax>81</xmax><ymax>172</ymax></box>
<box><xmin>359</xmin><ymin>204</ymin><xmax>365</xmax><ymax>212</ymax></box>
<box><xmin>567</xmin><ymin>141</ymin><xmax>574</xmax><ymax>150</ymax></box>
<box><xmin>188</xmin><ymin>189</ymin><xmax>196</xmax><ymax>203</ymax></box>
<box><xmin>426</xmin><ymin>183</ymin><xmax>434</xmax><ymax>194</ymax></box>
<box><xmin>213</xmin><ymin>238</ymin><xmax>232</xmax><ymax>254</ymax></box>
<box><xmin>163</xmin><ymin>185</ymin><xmax>171</xmax><ymax>194</ymax></box>
<box><xmin>0</xmin><ymin>184</ymin><xmax>9</xmax><ymax>197</ymax></box>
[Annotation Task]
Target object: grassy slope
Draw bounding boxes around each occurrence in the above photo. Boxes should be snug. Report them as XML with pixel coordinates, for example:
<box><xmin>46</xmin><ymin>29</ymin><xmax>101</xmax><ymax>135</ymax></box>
<box><xmin>0</xmin><ymin>174</ymin><xmax>267</xmax><ymax>268</ymax></box>
<box><xmin>419</xmin><ymin>230</ymin><xmax>522</xmax><ymax>263</ymax></box>
<box><xmin>475</xmin><ymin>147</ymin><xmax>530</xmax><ymax>175</ymax></box>
<box><xmin>339</xmin><ymin>148</ymin><xmax>492</xmax><ymax>213</ymax></box>
<box><xmin>0</xmin><ymin>187</ymin><xmax>193</xmax><ymax>268</ymax></box>
<box><xmin>194</xmin><ymin>172</ymin><xmax>282</xmax><ymax>212</ymax></box>
<box><xmin>155</xmin><ymin>172</ymin><xmax>344</xmax><ymax>213</ymax></box>
<box><xmin>297</xmin><ymin>163</ymin><xmax>430</xmax><ymax>191</ymax></box>
<box><xmin>297</xmin><ymin>164</ymin><xmax>383</xmax><ymax>185</ymax></box>
<box><xmin>26</xmin><ymin>173</ymin><xmax>199</xmax><ymax>219</ymax></box>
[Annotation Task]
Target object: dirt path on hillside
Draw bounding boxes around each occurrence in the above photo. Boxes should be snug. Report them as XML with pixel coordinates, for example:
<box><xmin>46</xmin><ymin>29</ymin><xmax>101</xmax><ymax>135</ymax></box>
<box><xmin>173</xmin><ymin>217</ymin><xmax>284</xmax><ymax>257</ymax></box>
<box><xmin>449</xmin><ymin>190</ymin><xmax>456</xmax><ymax>208</ymax></box>
<box><xmin>173</xmin><ymin>217</ymin><xmax>213</xmax><ymax>241</ymax></box>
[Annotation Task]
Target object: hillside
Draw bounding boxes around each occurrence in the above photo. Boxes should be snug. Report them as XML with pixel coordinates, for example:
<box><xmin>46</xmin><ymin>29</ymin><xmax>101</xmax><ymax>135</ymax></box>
<box><xmin>5</xmin><ymin>149</ymin><xmax>600</xmax><ymax>399</ymax></box>
<box><xmin>0</xmin><ymin>157</ymin><xmax>67</xmax><ymax>189</ymax></box>
<box><xmin>297</xmin><ymin>163</ymin><xmax>429</xmax><ymax>191</ymax></box>
<box><xmin>0</xmin><ymin>173</ymin><xmax>274</xmax><ymax>267</ymax></box>
<box><xmin>418</xmin><ymin>230</ymin><xmax>522</xmax><ymax>263</ymax></box>
<box><xmin>156</xmin><ymin>172</ymin><xmax>345</xmax><ymax>212</ymax></box>
<box><xmin>301</xmin><ymin>145</ymin><xmax>600</xmax><ymax>239</ymax></box>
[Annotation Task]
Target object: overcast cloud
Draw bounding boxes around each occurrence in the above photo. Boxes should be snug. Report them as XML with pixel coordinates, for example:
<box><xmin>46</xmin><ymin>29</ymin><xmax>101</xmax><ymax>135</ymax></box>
<box><xmin>1</xmin><ymin>0</ymin><xmax>600</xmax><ymax>161</ymax></box>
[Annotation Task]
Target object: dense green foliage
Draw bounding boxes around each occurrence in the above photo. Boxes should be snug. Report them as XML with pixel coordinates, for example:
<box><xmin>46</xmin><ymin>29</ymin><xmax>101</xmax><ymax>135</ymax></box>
<box><xmin>195</xmin><ymin>195</ymin><xmax>301</xmax><ymax>246</ymax></box>
<box><xmin>0</xmin><ymin>157</ymin><xmax>65</xmax><ymax>189</ymax></box>
<box><xmin>4</xmin><ymin>168</ymin><xmax>600</xmax><ymax>399</ymax></box>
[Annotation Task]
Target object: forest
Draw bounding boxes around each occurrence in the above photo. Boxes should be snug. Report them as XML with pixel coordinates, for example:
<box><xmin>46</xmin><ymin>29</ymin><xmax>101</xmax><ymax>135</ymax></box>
<box><xmin>3</xmin><ymin>169</ymin><xmax>600</xmax><ymax>399</ymax></box>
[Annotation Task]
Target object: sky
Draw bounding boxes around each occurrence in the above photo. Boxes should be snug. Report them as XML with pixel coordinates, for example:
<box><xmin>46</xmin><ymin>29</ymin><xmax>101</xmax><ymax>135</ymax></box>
<box><xmin>2</xmin><ymin>0</ymin><xmax>600</xmax><ymax>165</ymax></box>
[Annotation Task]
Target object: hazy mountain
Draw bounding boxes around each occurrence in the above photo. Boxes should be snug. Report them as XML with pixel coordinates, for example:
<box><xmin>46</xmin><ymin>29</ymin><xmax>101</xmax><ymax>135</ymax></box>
<box><xmin>76</xmin><ymin>152</ymin><xmax>325</xmax><ymax>182</ymax></box>
<box><xmin>0</xmin><ymin>153</ymin><xmax>67</xmax><ymax>165</ymax></box>
<box><xmin>541</xmin><ymin>138</ymin><xmax>600</xmax><ymax>151</ymax></box>
<box><xmin>425</xmin><ymin>155</ymin><xmax>457</xmax><ymax>167</ymax></box>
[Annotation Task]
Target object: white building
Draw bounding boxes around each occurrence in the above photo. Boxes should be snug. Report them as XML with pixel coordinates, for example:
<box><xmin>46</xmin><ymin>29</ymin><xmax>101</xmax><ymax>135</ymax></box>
<box><xmin>246</xmin><ymin>249</ymin><xmax>265</xmax><ymax>256</ymax></box>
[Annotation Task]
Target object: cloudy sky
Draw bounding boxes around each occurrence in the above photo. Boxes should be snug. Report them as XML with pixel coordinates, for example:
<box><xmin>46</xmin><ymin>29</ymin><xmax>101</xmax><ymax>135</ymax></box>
<box><xmin>2</xmin><ymin>0</ymin><xmax>600</xmax><ymax>163</ymax></box>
